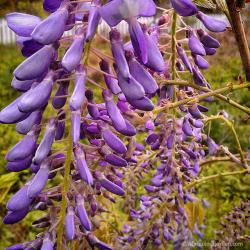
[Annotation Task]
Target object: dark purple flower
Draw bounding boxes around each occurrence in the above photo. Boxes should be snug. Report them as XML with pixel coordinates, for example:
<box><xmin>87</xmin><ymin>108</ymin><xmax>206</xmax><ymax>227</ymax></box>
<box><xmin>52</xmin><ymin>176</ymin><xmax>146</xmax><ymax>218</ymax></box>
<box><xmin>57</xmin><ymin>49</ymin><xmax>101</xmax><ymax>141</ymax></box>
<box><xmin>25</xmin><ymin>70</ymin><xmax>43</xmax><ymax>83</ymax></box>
<box><xmin>74</xmin><ymin>145</ymin><xmax>93</xmax><ymax>185</ymax></box>
<box><xmin>3</xmin><ymin>207</ymin><xmax>29</xmax><ymax>224</ymax></box>
<box><xmin>21</xmin><ymin>39</ymin><xmax>44</xmax><ymax>57</ymax></box>
<box><xmin>55</xmin><ymin>110</ymin><xmax>65</xmax><ymax>140</ymax></box>
<box><xmin>70</xmin><ymin>65</ymin><xmax>86</xmax><ymax>111</ymax></box>
<box><xmin>14</xmin><ymin>44</ymin><xmax>56</xmax><ymax>81</ymax></box>
<box><xmin>204</xmin><ymin>46</ymin><xmax>216</xmax><ymax>56</ymax></box>
<box><xmin>196</xmin><ymin>12</ymin><xmax>228</xmax><ymax>33</ymax></box>
<box><xmin>127</xmin><ymin>96</ymin><xmax>154</xmax><ymax>111</ymax></box>
<box><xmin>43</xmin><ymin>0</ymin><xmax>62</xmax><ymax>13</ymax></box>
<box><xmin>6</xmin><ymin>155</ymin><xmax>32</xmax><ymax>172</ymax></box>
<box><xmin>207</xmin><ymin>137</ymin><xmax>219</xmax><ymax>155</ymax></box>
<box><xmin>6</xmin><ymin>13</ymin><xmax>41</xmax><ymax>37</ymax></box>
<box><xmin>76</xmin><ymin>194</ymin><xmax>92</xmax><ymax>231</ymax></box>
<box><xmin>6</xmin><ymin>129</ymin><xmax>37</xmax><ymax>162</ymax></box>
<box><xmin>27</xmin><ymin>159</ymin><xmax>50</xmax><ymax>198</ymax></box>
<box><xmin>65</xmin><ymin>206</ymin><xmax>75</xmax><ymax>240</ymax></box>
<box><xmin>33</xmin><ymin>118</ymin><xmax>57</xmax><ymax>165</ymax></box>
<box><xmin>170</xmin><ymin>0</ymin><xmax>198</xmax><ymax>16</ymax></box>
<box><xmin>52</xmin><ymin>81</ymin><xmax>69</xmax><ymax>109</ymax></box>
<box><xmin>62</xmin><ymin>27</ymin><xmax>85</xmax><ymax>72</ymax></box>
<box><xmin>31</xmin><ymin>3</ymin><xmax>69</xmax><ymax>44</ymax></box>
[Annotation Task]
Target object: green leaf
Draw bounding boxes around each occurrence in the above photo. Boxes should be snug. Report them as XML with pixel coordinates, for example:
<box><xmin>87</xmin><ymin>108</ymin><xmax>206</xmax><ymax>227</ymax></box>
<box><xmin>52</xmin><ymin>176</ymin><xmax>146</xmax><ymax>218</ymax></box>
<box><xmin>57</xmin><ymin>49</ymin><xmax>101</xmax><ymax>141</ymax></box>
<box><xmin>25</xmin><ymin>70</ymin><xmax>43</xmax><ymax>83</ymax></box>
<box><xmin>0</xmin><ymin>172</ymin><xmax>19</xmax><ymax>189</ymax></box>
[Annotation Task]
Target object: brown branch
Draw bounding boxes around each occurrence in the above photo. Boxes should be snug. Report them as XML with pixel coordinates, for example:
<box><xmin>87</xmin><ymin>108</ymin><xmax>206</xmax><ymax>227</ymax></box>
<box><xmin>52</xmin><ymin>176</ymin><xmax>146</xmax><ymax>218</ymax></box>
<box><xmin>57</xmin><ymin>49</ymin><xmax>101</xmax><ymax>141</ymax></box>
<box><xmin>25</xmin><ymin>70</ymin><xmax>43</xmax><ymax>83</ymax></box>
<box><xmin>226</xmin><ymin>0</ymin><xmax>250</xmax><ymax>82</ymax></box>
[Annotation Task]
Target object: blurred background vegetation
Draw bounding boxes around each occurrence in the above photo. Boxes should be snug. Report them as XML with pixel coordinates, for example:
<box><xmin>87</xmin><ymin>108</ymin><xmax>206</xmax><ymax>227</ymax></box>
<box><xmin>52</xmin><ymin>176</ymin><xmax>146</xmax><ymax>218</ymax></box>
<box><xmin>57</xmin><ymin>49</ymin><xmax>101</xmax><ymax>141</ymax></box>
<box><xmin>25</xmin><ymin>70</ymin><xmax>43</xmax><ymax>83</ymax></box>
<box><xmin>0</xmin><ymin>0</ymin><xmax>249</xmax><ymax>249</ymax></box>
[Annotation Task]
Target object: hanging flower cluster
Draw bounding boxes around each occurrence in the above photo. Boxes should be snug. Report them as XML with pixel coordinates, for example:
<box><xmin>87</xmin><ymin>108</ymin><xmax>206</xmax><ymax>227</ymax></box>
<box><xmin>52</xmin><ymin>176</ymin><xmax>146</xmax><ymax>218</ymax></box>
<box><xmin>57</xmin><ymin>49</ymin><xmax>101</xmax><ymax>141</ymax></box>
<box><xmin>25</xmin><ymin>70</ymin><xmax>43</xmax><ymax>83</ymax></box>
<box><xmin>0</xmin><ymin>0</ymin><xmax>249</xmax><ymax>249</ymax></box>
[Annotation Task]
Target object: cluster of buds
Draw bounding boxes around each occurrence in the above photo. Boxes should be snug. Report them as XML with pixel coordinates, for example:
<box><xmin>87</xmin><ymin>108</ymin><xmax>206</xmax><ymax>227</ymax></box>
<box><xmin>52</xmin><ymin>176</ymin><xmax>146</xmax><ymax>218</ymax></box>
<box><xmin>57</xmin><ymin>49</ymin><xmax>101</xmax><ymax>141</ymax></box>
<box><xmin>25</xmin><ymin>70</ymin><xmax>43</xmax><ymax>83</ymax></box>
<box><xmin>0</xmin><ymin>0</ymin><xmax>248</xmax><ymax>249</ymax></box>
<box><xmin>215</xmin><ymin>200</ymin><xmax>250</xmax><ymax>244</ymax></box>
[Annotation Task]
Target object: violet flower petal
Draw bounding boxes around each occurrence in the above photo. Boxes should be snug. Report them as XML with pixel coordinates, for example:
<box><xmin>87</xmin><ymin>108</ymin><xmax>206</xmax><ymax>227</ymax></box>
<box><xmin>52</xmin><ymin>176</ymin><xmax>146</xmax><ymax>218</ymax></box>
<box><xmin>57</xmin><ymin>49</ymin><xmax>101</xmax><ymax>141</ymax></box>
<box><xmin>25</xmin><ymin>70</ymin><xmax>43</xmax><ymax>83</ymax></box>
<box><xmin>3</xmin><ymin>207</ymin><xmax>29</xmax><ymax>224</ymax></box>
<box><xmin>43</xmin><ymin>0</ymin><xmax>62</xmax><ymax>13</ymax></box>
<box><xmin>76</xmin><ymin>195</ymin><xmax>92</xmax><ymax>231</ymax></box>
<box><xmin>65</xmin><ymin>206</ymin><xmax>75</xmax><ymax>240</ymax></box>
<box><xmin>6</xmin><ymin>12</ymin><xmax>41</xmax><ymax>37</ymax></box>
<box><xmin>14</xmin><ymin>45</ymin><xmax>55</xmax><ymax>81</ymax></box>
<box><xmin>31</xmin><ymin>5</ymin><xmax>69</xmax><ymax>44</ymax></box>
<box><xmin>6</xmin><ymin>155</ymin><xmax>32</xmax><ymax>172</ymax></box>
<box><xmin>170</xmin><ymin>0</ymin><xmax>198</xmax><ymax>17</ymax></box>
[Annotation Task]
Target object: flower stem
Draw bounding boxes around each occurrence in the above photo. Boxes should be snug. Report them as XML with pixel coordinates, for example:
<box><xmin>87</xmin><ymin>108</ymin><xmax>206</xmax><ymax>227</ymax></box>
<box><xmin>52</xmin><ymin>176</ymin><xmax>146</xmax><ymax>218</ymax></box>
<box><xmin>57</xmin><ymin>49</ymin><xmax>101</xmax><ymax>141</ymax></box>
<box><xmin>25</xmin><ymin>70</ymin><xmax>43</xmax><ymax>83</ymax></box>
<box><xmin>184</xmin><ymin>169</ymin><xmax>248</xmax><ymax>189</ymax></box>
<box><xmin>56</xmin><ymin>122</ymin><xmax>73</xmax><ymax>250</ymax></box>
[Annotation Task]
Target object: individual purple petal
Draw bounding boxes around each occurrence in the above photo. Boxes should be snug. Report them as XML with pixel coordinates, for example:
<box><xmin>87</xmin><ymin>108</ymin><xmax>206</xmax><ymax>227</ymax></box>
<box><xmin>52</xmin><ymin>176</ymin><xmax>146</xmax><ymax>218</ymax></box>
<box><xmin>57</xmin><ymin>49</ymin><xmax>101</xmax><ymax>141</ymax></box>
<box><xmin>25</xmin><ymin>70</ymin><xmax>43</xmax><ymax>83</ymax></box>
<box><xmin>43</xmin><ymin>0</ymin><xmax>62</xmax><ymax>13</ymax></box>
<box><xmin>72</xmin><ymin>110</ymin><xmax>81</xmax><ymax>144</ymax></box>
<box><xmin>16</xmin><ymin>110</ymin><xmax>43</xmax><ymax>134</ymax></box>
<box><xmin>102</xmin><ymin>127</ymin><xmax>127</xmax><ymax>154</ymax></box>
<box><xmin>55</xmin><ymin>110</ymin><xmax>65</xmax><ymax>140</ymax></box>
<box><xmin>182</xmin><ymin>118</ymin><xmax>193</xmax><ymax>136</ymax></box>
<box><xmin>11</xmin><ymin>77</ymin><xmax>33</xmax><ymax>92</ymax></box>
<box><xmin>145</xmin><ymin>120</ymin><xmax>154</xmax><ymax>130</ymax></box>
<box><xmin>3</xmin><ymin>207</ymin><xmax>29</xmax><ymax>224</ymax></box>
<box><xmin>6</xmin><ymin>129</ymin><xmax>37</xmax><ymax>162</ymax></box>
<box><xmin>105</xmin><ymin>154</ymin><xmax>128</xmax><ymax>167</ymax></box>
<box><xmin>62</xmin><ymin>28</ymin><xmax>85</xmax><ymax>72</ymax></box>
<box><xmin>189</xmin><ymin>118</ymin><xmax>203</xmax><ymax>128</ymax></box>
<box><xmin>188</xmin><ymin>105</ymin><xmax>203</xmax><ymax>119</ymax></box>
<box><xmin>70</xmin><ymin>65</ymin><xmax>86</xmax><ymax>111</ymax></box>
<box><xmin>76</xmin><ymin>194</ymin><xmax>92</xmax><ymax>231</ymax></box>
<box><xmin>170</xmin><ymin>0</ymin><xmax>198</xmax><ymax>17</ymax></box>
<box><xmin>116</xmin><ymin>119</ymin><xmax>136</xmax><ymax>136</ymax></box>
<box><xmin>99</xmin><ymin>60</ymin><xmax>121</xmax><ymax>94</ymax></box>
<box><xmin>144</xmin><ymin>29</ymin><xmax>165</xmax><ymax>72</ymax></box>
<box><xmin>97</xmin><ymin>173</ymin><xmax>125</xmax><ymax>196</ymax></box>
<box><xmin>52</xmin><ymin>81</ymin><xmax>69</xmax><ymax>109</ymax></box>
<box><xmin>6</xmin><ymin>13</ymin><xmax>41</xmax><ymax>37</ymax></box>
<box><xmin>196</xmin><ymin>12</ymin><xmax>228</xmax><ymax>33</ymax></box>
<box><xmin>6</xmin><ymin>243</ymin><xmax>26</xmax><ymax>250</ymax></box>
<box><xmin>192</xmin><ymin>66</ymin><xmax>207</xmax><ymax>86</ymax></box>
<box><xmin>102</xmin><ymin>89</ymin><xmax>126</xmax><ymax>131</ymax></box>
<box><xmin>110</xmin><ymin>33</ymin><xmax>130</xmax><ymax>79</ymax></box>
<box><xmin>207</xmin><ymin>137</ymin><xmax>219</xmax><ymax>155</ymax></box>
<box><xmin>27</xmin><ymin>159</ymin><xmax>50</xmax><ymax>198</ymax></box>
<box><xmin>7</xmin><ymin>184</ymin><xmax>32</xmax><ymax>211</ymax></box>
<box><xmin>86</xmin><ymin>0</ymin><xmax>101</xmax><ymax>41</ymax></box>
<box><xmin>137</xmin><ymin>0</ymin><xmax>156</xmax><ymax>16</ymax></box>
<box><xmin>0</xmin><ymin>96</ymin><xmax>31</xmax><ymax>124</ymax></box>
<box><xmin>18</xmin><ymin>74</ymin><xmax>54</xmax><ymax>112</ymax></box>
<box><xmin>176</xmin><ymin>44</ymin><xmax>193</xmax><ymax>72</ymax></box>
<box><xmin>127</xmin><ymin>96</ymin><xmax>154</xmax><ymax>111</ymax></box>
<box><xmin>21</xmin><ymin>39</ymin><xmax>44</xmax><ymax>57</ymax></box>
<box><xmin>128</xmin><ymin>19</ymin><xmax>148</xmax><ymax>64</ymax></box>
<box><xmin>41</xmin><ymin>233</ymin><xmax>54</xmax><ymax>250</ymax></box>
<box><xmin>6</xmin><ymin>155</ymin><xmax>32</xmax><ymax>172</ymax></box>
<box><xmin>204</xmin><ymin>46</ymin><xmax>216</xmax><ymax>56</ymax></box>
<box><xmin>87</xmin><ymin>234</ymin><xmax>114</xmax><ymax>250</ymax></box>
<box><xmin>33</xmin><ymin>119</ymin><xmax>57</xmax><ymax>165</ymax></box>
<box><xmin>117</xmin><ymin>74</ymin><xmax>145</xmax><ymax>100</ymax></box>
<box><xmin>74</xmin><ymin>145</ymin><xmax>93</xmax><ymax>185</ymax></box>
<box><xmin>86</xmin><ymin>90</ymin><xmax>100</xmax><ymax>119</ymax></box>
<box><xmin>65</xmin><ymin>206</ymin><xmax>75</xmax><ymax>241</ymax></box>
<box><xmin>31</xmin><ymin>5</ymin><xmax>69</xmax><ymax>44</ymax></box>
<box><xmin>127</xmin><ymin>51</ymin><xmax>158</xmax><ymax>94</ymax></box>
<box><xmin>14</xmin><ymin>44</ymin><xmax>55</xmax><ymax>81</ymax></box>
<box><xmin>166</xmin><ymin>131</ymin><xmax>175</xmax><ymax>149</ymax></box>
<box><xmin>197</xmin><ymin>29</ymin><xmax>220</xmax><ymax>48</ymax></box>
<box><xmin>193</xmin><ymin>54</ymin><xmax>209</xmax><ymax>69</ymax></box>
<box><xmin>188</xmin><ymin>30</ymin><xmax>206</xmax><ymax>56</ymax></box>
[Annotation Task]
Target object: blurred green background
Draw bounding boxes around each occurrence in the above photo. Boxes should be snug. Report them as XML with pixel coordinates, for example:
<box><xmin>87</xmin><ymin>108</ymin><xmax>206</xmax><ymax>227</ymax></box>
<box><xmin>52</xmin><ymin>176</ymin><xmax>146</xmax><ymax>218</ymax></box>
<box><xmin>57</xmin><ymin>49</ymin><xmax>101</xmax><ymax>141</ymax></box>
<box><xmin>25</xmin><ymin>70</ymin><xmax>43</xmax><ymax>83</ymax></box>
<box><xmin>0</xmin><ymin>1</ymin><xmax>249</xmax><ymax>249</ymax></box>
